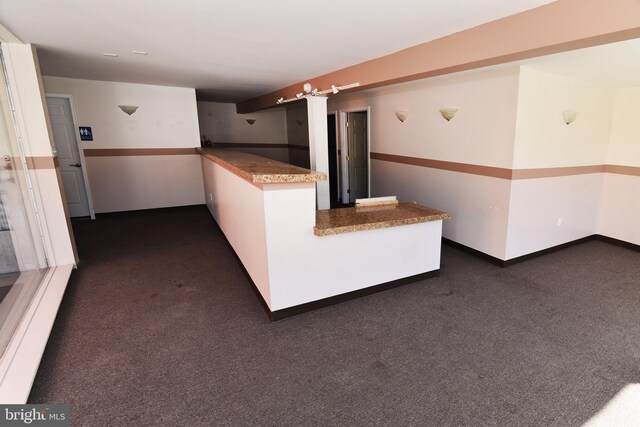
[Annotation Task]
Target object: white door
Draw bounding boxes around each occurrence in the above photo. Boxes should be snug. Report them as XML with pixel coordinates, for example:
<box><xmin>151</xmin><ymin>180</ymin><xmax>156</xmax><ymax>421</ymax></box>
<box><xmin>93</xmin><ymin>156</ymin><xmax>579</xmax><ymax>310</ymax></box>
<box><xmin>347</xmin><ymin>112</ymin><xmax>368</xmax><ymax>202</ymax></box>
<box><xmin>46</xmin><ymin>97</ymin><xmax>90</xmax><ymax>217</ymax></box>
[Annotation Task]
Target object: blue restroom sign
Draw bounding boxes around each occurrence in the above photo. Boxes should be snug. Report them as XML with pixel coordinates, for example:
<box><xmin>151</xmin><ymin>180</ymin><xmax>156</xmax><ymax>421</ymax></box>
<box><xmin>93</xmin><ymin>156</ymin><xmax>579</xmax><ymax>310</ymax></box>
<box><xmin>79</xmin><ymin>126</ymin><xmax>93</xmax><ymax>141</ymax></box>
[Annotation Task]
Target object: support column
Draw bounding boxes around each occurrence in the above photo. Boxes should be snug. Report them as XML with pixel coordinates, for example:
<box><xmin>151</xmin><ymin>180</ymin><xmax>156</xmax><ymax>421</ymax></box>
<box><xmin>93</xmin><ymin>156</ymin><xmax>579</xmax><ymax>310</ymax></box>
<box><xmin>306</xmin><ymin>95</ymin><xmax>330</xmax><ymax>210</ymax></box>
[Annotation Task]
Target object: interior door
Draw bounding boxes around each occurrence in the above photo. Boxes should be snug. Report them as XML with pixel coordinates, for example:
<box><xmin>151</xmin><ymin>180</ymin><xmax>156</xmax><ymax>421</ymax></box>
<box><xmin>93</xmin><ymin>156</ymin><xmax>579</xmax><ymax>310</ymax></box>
<box><xmin>347</xmin><ymin>112</ymin><xmax>368</xmax><ymax>202</ymax></box>
<box><xmin>46</xmin><ymin>97</ymin><xmax>90</xmax><ymax>217</ymax></box>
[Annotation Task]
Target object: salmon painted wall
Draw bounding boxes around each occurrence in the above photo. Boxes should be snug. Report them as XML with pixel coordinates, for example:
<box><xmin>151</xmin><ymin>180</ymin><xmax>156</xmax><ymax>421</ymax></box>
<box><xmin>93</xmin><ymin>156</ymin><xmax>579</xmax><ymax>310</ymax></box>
<box><xmin>329</xmin><ymin>68</ymin><xmax>520</xmax><ymax>259</ymax></box>
<box><xmin>42</xmin><ymin>76</ymin><xmax>204</xmax><ymax>213</ymax></box>
<box><xmin>197</xmin><ymin>101</ymin><xmax>289</xmax><ymax>163</ymax></box>
<box><xmin>599</xmin><ymin>87</ymin><xmax>640</xmax><ymax>245</ymax></box>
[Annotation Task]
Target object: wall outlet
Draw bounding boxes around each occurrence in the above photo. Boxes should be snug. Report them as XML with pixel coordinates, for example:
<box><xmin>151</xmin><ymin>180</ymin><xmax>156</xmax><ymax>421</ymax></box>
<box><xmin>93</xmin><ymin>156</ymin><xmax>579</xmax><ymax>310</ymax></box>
<box><xmin>557</xmin><ymin>217</ymin><xmax>563</xmax><ymax>226</ymax></box>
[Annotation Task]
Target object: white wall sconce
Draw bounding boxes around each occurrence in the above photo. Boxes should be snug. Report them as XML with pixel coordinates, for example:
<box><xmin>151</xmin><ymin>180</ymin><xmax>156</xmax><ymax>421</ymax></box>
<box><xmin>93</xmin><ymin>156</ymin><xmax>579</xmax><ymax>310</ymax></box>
<box><xmin>246</xmin><ymin>119</ymin><xmax>256</xmax><ymax>125</ymax></box>
<box><xmin>562</xmin><ymin>110</ymin><xmax>579</xmax><ymax>125</ymax></box>
<box><xmin>118</xmin><ymin>105</ymin><xmax>139</xmax><ymax>115</ymax></box>
<box><xmin>439</xmin><ymin>108</ymin><xmax>457</xmax><ymax>122</ymax></box>
<box><xmin>395</xmin><ymin>111</ymin><xmax>409</xmax><ymax>123</ymax></box>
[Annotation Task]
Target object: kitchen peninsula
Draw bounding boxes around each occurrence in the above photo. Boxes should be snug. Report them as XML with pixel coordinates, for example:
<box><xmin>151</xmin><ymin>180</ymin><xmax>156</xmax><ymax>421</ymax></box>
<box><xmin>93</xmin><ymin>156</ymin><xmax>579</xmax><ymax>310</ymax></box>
<box><xmin>199</xmin><ymin>148</ymin><xmax>450</xmax><ymax>320</ymax></box>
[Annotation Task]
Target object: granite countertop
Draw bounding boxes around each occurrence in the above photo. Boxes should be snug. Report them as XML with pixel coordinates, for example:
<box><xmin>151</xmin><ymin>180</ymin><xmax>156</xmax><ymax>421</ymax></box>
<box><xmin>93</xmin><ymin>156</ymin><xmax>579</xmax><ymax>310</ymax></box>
<box><xmin>314</xmin><ymin>202</ymin><xmax>450</xmax><ymax>236</ymax></box>
<box><xmin>198</xmin><ymin>148</ymin><xmax>327</xmax><ymax>184</ymax></box>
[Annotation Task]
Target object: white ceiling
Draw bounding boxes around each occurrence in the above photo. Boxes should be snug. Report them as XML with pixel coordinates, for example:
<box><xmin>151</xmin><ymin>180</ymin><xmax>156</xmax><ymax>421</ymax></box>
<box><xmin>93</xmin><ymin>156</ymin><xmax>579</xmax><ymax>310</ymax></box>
<box><xmin>0</xmin><ymin>0</ymin><xmax>556</xmax><ymax>102</ymax></box>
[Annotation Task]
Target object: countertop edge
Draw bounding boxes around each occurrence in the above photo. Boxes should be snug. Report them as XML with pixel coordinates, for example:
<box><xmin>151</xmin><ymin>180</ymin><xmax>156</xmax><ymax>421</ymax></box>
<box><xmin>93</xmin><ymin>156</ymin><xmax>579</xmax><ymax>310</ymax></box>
<box><xmin>198</xmin><ymin>148</ymin><xmax>327</xmax><ymax>184</ymax></box>
<box><xmin>314</xmin><ymin>212</ymin><xmax>451</xmax><ymax>236</ymax></box>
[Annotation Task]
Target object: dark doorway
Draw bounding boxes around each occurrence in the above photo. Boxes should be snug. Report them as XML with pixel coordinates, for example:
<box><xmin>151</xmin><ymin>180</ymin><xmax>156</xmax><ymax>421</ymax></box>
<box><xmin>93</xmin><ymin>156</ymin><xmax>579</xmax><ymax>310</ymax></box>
<box><xmin>327</xmin><ymin>114</ymin><xmax>339</xmax><ymax>207</ymax></box>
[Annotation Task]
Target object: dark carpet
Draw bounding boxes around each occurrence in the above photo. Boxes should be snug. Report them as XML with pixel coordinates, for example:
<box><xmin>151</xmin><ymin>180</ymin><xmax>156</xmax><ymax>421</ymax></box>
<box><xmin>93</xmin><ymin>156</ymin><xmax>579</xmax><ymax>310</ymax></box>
<box><xmin>28</xmin><ymin>205</ymin><xmax>640</xmax><ymax>426</ymax></box>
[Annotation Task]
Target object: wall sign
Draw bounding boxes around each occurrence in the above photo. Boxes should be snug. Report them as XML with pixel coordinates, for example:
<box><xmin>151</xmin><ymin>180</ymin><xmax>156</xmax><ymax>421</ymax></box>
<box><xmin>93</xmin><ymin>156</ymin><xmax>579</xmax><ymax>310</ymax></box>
<box><xmin>79</xmin><ymin>126</ymin><xmax>93</xmax><ymax>141</ymax></box>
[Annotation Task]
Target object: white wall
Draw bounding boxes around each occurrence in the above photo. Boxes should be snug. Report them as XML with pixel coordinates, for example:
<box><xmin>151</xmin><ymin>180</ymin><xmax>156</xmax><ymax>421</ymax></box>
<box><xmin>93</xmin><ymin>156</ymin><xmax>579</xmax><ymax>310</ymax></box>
<box><xmin>197</xmin><ymin>101</ymin><xmax>289</xmax><ymax>163</ymax></box>
<box><xmin>606</xmin><ymin>87</ymin><xmax>640</xmax><ymax>166</ymax></box>
<box><xmin>329</xmin><ymin>68</ymin><xmax>520</xmax><ymax>259</ymax></box>
<box><xmin>43</xmin><ymin>76</ymin><xmax>204</xmax><ymax>213</ymax></box>
<box><xmin>505</xmin><ymin>68</ymin><xmax>615</xmax><ymax>258</ymax></box>
<box><xmin>45</xmin><ymin>76</ymin><xmax>200</xmax><ymax>149</ymax></box>
<box><xmin>198</xmin><ymin>101</ymin><xmax>286</xmax><ymax>144</ymax></box>
<box><xmin>599</xmin><ymin>87</ymin><xmax>640</xmax><ymax>245</ymax></box>
<box><xmin>513</xmin><ymin>67</ymin><xmax>614</xmax><ymax>168</ymax></box>
<box><xmin>371</xmin><ymin>160</ymin><xmax>512</xmax><ymax>259</ymax></box>
<box><xmin>328</xmin><ymin>66</ymin><xmax>640</xmax><ymax>260</ymax></box>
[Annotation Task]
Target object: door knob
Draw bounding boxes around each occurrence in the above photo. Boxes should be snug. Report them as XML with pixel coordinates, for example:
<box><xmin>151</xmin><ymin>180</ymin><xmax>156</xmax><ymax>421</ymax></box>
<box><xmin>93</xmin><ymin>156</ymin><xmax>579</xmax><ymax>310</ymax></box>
<box><xmin>70</xmin><ymin>163</ymin><xmax>81</xmax><ymax>168</ymax></box>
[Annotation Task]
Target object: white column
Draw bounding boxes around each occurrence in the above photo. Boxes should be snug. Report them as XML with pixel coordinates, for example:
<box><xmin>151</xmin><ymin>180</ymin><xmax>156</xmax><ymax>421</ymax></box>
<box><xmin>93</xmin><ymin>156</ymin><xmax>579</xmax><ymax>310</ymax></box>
<box><xmin>306</xmin><ymin>95</ymin><xmax>330</xmax><ymax>210</ymax></box>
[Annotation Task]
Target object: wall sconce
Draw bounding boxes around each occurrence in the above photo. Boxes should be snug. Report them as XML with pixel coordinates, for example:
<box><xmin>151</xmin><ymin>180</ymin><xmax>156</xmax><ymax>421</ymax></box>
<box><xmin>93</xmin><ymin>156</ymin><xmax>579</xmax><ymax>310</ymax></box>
<box><xmin>562</xmin><ymin>110</ymin><xmax>579</xmax><ymax>125</ymax></box>
<box><xmin>118</xmin><ymin>105</ymin><xmax>139</xmax><ymax>115</ymax></box>
<box><xmin>439</xmin><ymin>108</ymin><xmax>457</xmax><ymax>121</ymax></box>
<box><xmin>246</xmin><ymin>119</ymin><xmax>256</xmax><ymax>125</ymax></box>
<box><xmin>395</xmin><ymin>111</ymin><xmax>409</xmax><ymax>123</ymax></box>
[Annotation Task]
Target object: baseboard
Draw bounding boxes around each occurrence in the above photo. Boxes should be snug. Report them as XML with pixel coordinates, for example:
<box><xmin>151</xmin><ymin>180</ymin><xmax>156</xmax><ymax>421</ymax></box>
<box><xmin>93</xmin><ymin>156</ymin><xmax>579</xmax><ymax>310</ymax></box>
<box><xmin>268</xmin><ymin>270</ymin><xmax>440</xmax><ymax>321</ymax></box>
<box><xmin>441</xmin><ymin>238</ymin><xmax>505</xmax><ymax>267</ymax></box>
<box><xmin>210</xmin><ymin>219</ymin><xmax>440</xmax><ymax>321</ymax></box>
<box><xmin>502</xmin><ymin>236</ymin><xmax>598</xmax><ymax>267</ymax></box>
<box><xmin>595</xmin><ymin>235</ymin><xmax>640</xmax><ymax>252</ymax></box>
<box><xmin>92</xmin><ymin>204</ymin><xmax>207</xmax><ymax>218</ymax></box>
<box><xmin>444</xmin><ymin>234</ymin><xmax>639</xmax><ymax>268</ymax></box>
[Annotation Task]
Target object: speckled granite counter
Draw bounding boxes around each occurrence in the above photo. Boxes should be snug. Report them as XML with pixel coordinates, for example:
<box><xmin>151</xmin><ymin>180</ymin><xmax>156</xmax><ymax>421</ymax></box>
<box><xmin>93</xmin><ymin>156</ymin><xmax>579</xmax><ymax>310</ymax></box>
<box><xmin>198</xmin><ymin>148</ymin><xmax>326</xmax><ymax>184</ymax></box>
<box><xmin>314</xmin><ymin>203</ymin><xmax>450</xmax><ymax>236</ymax></box>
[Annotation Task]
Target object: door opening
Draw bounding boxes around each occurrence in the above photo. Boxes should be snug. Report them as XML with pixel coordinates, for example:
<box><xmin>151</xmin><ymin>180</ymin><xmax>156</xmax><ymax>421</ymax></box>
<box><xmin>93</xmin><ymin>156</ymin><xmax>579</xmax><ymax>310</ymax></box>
<box><xmin>327</xmin><ymin>113</ymin><xmax>340</xmax><ymax>208</ymax></box>
<box><xmin>45</xmin><ymin>95</ymin><xmax>94</xmax><ymax>218</ymax></box>
<box><xmin>342</xmin><ymin>111</ymin><xmax>369</xmax><ymax>204</ymax></box>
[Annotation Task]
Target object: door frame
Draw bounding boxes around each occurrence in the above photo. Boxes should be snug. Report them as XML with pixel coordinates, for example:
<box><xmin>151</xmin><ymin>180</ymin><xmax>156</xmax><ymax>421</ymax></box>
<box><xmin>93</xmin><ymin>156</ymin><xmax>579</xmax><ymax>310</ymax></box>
<box><xmin>338</xmin><ymin>107</ymin><xmax>371</xmax><ymax>202</ymax></box>
<box><xmin>45</xmin><ymin>93</ymin><xmax>95</xmax><ymax>219</ymax></box>
<box><xmin>326</xmin><ymin>110</ymin><xmax>341</xmax><ymax>203</ymax></box>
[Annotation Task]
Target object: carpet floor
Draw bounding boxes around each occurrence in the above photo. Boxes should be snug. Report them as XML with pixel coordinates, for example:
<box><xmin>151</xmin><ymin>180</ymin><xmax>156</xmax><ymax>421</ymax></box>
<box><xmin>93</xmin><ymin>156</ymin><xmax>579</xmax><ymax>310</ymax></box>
<box><xmin>28</xmin><ymin>205</ymin><xmax>640</xmax><ymax>426</ymax></box>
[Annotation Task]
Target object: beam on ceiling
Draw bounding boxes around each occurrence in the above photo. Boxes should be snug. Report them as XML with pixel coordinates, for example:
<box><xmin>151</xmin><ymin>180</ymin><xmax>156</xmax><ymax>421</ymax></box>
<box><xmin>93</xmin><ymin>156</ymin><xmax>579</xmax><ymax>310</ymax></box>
<box><xmin>236</xmin><ymin>0</ymin><xmax>640</xmax><ymax>113</ymax></box>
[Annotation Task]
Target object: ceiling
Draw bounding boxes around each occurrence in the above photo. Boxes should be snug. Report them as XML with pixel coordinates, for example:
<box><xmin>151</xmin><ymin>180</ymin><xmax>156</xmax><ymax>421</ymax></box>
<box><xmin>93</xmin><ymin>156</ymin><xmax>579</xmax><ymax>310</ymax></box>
<box><xmin>0</xmin><ymin>0</ymin><xmax>557</xmax><ymax>102</ymax></box>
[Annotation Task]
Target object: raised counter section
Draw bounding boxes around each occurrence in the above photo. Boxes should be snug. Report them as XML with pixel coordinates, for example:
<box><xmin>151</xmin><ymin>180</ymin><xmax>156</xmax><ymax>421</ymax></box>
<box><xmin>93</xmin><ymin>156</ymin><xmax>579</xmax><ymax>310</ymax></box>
<box><xmin>315</xmin><ymin>203</ymin><xmax>450</xmax><ymax>236</ymax></box>
<box><xmin>199</xmin><ymin>147</ymin><xmax>449</xmax><ymax>319</ymax></box>
<box><xmin>197</xmin><ymin>148</ymin><xmax>326</xmax><ymax>184</ymax></box>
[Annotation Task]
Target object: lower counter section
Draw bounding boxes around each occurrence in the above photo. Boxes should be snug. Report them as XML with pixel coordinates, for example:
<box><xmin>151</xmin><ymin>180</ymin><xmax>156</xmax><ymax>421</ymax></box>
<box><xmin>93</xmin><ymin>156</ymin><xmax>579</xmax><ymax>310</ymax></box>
<box><xmin>267</xmin><ymin>269</ymin><xmax>440</xmax><ymax>321</ymax></box>
<box><xmin>200</xmin><ymin>150</ymin><xmax>448</xmax><ymax>319</ymax></box>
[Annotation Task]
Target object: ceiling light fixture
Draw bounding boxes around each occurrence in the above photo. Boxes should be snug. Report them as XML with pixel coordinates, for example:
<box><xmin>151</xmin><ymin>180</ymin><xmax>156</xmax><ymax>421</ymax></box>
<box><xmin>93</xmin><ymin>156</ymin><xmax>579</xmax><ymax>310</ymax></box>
<box><xmin>102</xmin><ymin>52</ymin><xmax>119</xmax><ymax>57</ymax></box>
<box><xmin>132</xmin><ymin>51</ymin><xmax>148</xmax><ymax>55</ymax></box>
<box><xmin>276</xmin><ymin>82</ymin><xmax>360</xmax><ymax>104</ymax></box>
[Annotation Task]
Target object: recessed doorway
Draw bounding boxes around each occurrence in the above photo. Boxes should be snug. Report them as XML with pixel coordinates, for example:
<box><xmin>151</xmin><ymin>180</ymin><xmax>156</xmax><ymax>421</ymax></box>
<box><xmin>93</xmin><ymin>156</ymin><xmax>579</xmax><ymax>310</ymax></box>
<box><xmin>338</xmin><ymin>110</ymin><xmax>369</xmax><ymax>204</ymax></box>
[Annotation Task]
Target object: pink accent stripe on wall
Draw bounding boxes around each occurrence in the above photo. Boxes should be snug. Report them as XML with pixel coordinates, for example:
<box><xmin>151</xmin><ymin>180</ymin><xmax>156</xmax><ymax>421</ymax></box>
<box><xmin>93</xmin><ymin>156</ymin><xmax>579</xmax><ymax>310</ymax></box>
<box><xmin>605</xmin><ymin>164</ymin><xmax>640</xmax><ymax>176</ymax></box>
<box><xmin>83</xmin><ymin>148</ymin><xmax>198</xmax><ymax>157</ymax></box>
<box><xmin>26</xmin><ymin>156</ymin><xmax>57</xmax><ymax>169</ymax></box>
<box><xmin>370</xmin><ymin>152</ymin><xmax>512</xmax><ymax>179</ymax></box>
<box><xmin>371</xmin><ymin>152</ymin><xmax>640</xmax><ymax>180</ymax></box>
<box><xmin>213</xmin><ymin>143</ymin><xmax>289</xmax><ymax>149</ymax></box>
<box><xmin>511</xmin><ymin>165</ymin><xmax>605</xmax><ymax>179</ymax></box>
